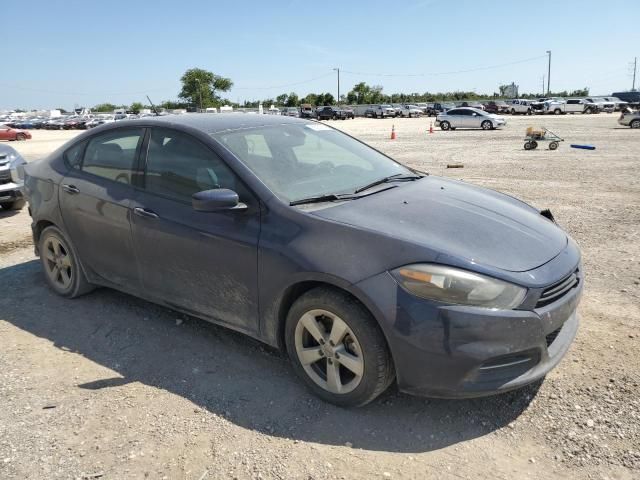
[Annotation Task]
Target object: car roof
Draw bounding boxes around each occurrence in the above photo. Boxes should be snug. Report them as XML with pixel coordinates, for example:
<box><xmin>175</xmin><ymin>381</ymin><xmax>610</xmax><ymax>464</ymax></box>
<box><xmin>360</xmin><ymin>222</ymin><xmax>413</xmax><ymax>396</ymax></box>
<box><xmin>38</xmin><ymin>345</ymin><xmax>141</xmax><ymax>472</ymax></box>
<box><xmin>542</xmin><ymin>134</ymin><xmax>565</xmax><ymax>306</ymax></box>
<box><xmin>119</xmin><ymin>112</ymin><xmax>309</xmax><ymax>134</ymax></box>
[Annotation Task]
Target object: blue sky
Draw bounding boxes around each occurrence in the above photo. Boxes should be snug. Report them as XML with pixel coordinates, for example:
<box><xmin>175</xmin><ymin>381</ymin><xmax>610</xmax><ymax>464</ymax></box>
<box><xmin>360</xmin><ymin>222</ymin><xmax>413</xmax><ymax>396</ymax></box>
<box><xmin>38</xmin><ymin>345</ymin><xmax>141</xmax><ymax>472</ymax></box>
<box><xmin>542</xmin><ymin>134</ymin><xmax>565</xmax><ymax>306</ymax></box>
<box><xmin>3</xmin><ymin>0</ymin><xmax>638</xmax><ymax>109</ymax></box>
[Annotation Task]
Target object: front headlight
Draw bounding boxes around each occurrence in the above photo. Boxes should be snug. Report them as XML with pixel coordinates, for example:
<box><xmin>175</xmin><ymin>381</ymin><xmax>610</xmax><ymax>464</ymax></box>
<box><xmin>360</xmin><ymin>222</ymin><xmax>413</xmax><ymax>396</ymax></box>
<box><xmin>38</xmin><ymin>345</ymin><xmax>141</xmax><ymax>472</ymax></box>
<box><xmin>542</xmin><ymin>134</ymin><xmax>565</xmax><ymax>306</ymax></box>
<box><xmin>391</xmin><ymin>264</ymin><xmax>526</xmax><ymax>310</ymax></box>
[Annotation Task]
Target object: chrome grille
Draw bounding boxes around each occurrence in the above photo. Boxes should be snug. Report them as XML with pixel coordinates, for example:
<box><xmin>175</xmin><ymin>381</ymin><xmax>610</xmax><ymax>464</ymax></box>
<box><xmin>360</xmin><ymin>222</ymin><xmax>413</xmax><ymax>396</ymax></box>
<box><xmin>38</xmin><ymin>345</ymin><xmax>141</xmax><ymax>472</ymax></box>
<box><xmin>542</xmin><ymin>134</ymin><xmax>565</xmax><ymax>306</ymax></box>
<box><xmin>537</xmin><ymin>270</ymin><xmax>579</xmax><ymax>308</ymax></box>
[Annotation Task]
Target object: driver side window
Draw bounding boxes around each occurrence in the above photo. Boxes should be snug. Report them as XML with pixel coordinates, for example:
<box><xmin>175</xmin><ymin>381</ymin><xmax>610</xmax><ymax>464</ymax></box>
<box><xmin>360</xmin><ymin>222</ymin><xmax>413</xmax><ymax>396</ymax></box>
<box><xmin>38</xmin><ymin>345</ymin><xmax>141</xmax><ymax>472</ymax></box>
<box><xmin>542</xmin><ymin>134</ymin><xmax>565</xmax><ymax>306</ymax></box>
<box><xmin>144</xmin><ymin>128</ymin><xmax>239</xmax><ymax>203</ymax></box>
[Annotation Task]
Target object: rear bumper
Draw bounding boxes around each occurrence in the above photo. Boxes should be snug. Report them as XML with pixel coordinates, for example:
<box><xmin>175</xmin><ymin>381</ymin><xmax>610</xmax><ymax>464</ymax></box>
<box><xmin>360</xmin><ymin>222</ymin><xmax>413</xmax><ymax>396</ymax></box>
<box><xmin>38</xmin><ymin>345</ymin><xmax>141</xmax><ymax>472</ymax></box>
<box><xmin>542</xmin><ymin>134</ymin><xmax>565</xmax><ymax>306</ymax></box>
<box><xmin>354</xmin><ymin>263</ymin><xmax>582</xmax><ymax>398</ymax></box>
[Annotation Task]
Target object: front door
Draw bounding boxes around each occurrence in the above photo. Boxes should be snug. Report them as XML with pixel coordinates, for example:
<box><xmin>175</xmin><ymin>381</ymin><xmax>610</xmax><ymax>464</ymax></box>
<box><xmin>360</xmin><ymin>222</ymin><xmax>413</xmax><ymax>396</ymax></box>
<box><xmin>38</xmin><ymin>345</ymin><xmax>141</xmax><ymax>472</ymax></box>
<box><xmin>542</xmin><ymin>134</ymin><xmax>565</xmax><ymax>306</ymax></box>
<box><xmin>59</xmin><ymin>127</ymin><xmax>144</xmax><ymax>289</ymax></box>
<box><xmin>130</xmin><ymin>127</ymin><xmax>261</xmax><ymax>333</ymax></box>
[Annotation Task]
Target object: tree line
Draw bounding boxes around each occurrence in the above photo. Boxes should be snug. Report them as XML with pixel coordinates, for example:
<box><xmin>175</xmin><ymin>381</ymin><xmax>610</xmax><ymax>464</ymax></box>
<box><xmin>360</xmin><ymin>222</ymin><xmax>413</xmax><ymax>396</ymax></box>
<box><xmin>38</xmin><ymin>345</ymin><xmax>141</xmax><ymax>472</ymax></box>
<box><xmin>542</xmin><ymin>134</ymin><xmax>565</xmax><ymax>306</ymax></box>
<box><xmin>87</xmin><ymin>67</ymin><xmax>591</xmax><ymax>112</ymax></box>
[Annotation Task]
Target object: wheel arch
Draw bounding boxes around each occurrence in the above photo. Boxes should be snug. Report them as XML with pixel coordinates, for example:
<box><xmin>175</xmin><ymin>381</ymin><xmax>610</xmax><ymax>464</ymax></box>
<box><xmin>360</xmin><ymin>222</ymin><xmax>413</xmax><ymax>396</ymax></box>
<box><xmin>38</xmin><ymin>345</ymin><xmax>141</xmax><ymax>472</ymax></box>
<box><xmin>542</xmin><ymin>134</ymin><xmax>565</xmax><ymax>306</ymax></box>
<box><xmin>273</xmin><ymin>277</ymin><xmax>393</xmax><ymax>359</ymax></box>
<box><xmin>33</xmin><ymin>219</ymin><xmax>56</xmax><ymax>248</ymax></box>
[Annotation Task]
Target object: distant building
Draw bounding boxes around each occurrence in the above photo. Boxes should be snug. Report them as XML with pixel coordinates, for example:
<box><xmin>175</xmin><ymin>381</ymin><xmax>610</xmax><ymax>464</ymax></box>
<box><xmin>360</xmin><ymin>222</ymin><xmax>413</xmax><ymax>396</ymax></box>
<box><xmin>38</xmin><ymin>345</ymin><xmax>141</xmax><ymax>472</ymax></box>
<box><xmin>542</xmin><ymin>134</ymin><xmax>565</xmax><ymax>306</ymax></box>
<box><xmin>501</xmin><ymin>82</ymin><xmax>519</xmax><ymax>98</ymax></box>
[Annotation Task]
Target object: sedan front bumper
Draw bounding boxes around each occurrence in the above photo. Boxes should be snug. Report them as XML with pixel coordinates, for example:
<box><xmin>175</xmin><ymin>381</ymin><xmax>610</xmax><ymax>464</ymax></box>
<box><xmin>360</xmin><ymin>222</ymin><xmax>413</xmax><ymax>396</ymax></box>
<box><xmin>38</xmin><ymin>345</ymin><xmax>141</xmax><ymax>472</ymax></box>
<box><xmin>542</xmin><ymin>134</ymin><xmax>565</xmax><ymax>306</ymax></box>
<box><xmin>354</xmin><ymin>264</ymin><xmax>582</xmax><ymax>398</ymax></box>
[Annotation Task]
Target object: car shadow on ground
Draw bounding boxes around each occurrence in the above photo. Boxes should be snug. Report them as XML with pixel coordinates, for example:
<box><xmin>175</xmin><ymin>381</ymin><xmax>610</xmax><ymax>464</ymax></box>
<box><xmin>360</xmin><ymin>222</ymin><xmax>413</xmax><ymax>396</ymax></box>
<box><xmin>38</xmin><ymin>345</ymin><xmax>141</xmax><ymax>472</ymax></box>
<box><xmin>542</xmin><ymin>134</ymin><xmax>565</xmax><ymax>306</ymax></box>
<box><xmin>0</xmin><ymin>259</ymin><xmax>539</xmax><ymax>454</ymax></box>
<box><xmin>0</xmin><ymin>208</ymin><xmax>22</xmax><ymax>219</ymax></box>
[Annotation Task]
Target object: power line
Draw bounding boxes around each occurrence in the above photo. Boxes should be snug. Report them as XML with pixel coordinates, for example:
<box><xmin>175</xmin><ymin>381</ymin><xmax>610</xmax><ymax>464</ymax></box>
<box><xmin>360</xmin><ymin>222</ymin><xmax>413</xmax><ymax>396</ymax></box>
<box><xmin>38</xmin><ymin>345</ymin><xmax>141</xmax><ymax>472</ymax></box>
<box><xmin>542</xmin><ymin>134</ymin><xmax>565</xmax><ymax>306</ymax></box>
<box><xmin>232</xmin><ymin>72</ymin><xmax>335</xmax><ymax>91</ymax></box>
<box><xmin>340</xmin><ymin>55</ymin><xmax>548</xmax><ymax>78</ymax></box>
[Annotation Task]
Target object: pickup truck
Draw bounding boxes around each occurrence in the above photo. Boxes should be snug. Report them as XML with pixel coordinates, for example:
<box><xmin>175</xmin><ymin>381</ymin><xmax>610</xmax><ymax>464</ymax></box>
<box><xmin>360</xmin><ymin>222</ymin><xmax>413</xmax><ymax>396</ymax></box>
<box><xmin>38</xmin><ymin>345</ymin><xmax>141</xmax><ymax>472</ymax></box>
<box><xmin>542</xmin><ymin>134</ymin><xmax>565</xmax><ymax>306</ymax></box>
<box><xmin>364</xmin><ymin>105</ymin><xmax>396</xmax><ymax>118</ymax></box>
<box><xmin>426</xmin><ymin>103</ymin><xmax>448</xmax><ymax>116</ymax></box>
<box><xmin>544</xmin><ymin>99</ymin><xmax>599</xmax><ymax>115</ymax></box>
<box><xmin>316</xmin><ymin>106</ymin><xmax>348</xmax><ymax>120</ymax></box>
<box><xmin>585</xmin><ymin>97</ymin><xmax>615</xmax><ymax>113</ymax></box>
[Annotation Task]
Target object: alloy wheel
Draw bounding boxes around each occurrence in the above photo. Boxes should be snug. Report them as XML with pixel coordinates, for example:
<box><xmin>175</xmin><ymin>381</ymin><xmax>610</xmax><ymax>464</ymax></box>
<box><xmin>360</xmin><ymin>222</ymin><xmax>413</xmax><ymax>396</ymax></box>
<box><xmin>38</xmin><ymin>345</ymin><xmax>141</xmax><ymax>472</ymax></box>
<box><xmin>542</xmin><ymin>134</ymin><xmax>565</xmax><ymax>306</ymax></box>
<box><xmin>294</xmin><ymin>309</ymin><xmax>364</xmax><ymax>394</ymax></box>
<box><xmin>43</xmin><ymin>236</ymin><xmax>73</xmax><ymax>290</ymax></box>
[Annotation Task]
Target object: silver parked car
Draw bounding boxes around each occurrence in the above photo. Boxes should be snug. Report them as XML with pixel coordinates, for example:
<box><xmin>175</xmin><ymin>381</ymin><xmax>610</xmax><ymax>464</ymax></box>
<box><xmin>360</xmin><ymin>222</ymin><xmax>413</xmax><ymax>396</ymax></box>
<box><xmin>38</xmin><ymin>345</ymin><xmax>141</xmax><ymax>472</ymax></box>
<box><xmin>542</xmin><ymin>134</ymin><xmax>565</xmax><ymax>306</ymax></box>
<box><xmin>400</xmin><ymin>105</ymin><xmax>423</xmax><ymax>117</ymax></box>
<box><xmin>435</xmin><ymin>107</ymin><xmax>507</xmax><ymax>131</ymax></box>
<box><xmin>0</xmin><ymin>144</ymin><xmax>27</xmax><ymax>210</ymax></box>
<box><xmin>618</xmin><ymin>109</ymin><xmax>640</xmax><ymax>128</ymax></box>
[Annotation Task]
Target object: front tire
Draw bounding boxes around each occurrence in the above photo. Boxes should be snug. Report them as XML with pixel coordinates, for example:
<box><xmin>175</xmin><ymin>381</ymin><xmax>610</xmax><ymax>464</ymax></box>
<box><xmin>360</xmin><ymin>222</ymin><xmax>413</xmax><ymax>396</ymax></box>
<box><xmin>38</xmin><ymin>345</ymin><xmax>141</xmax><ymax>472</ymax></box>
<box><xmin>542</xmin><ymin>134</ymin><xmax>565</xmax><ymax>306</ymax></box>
<box><xmin>285</xmin><ymin>287</ymin><xmax>394</xmax><ymax>407</ymax></box>
<box><xmin>554</xmin><ymin>109</ymin><xmax>562</xmax><ymax>115</ymax></box>
<box><xmin>16</xmin><ymin>133</ymin><xmax>26</xmax><ymax>141</ymax></box>
<box><xmin>481</xmin><ymin>120</ymin><xmax>493</xmax><ymax>130</ymax></box>
<box><xmin>440</xmin><ymin>121</ymin><xmax>451</xmax><ymax>131</ymax></box>
<box><xmin>631</xmin><ymin>120</ymin><xmax>640</xmax><ymax>129</ymax></box>
<box><xmin>0</xmin><ymin>199</ymin><xmax>26</xmax><ymax>210</ymax></box>
<box><xmin>39</xmin><ymin>226</ymin><xmax>94</xmax><ymax>298</ymax></box>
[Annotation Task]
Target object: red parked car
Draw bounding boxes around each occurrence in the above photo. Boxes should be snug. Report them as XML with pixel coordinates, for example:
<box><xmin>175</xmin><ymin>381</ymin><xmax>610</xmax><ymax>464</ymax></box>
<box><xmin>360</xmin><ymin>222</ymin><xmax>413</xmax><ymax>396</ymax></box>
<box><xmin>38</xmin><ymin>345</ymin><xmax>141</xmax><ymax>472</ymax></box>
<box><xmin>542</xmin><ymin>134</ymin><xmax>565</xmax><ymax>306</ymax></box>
<box><xmin>0</xmin><ymin>124</ymin><xmax>32</xmax><ymax>141</ymax></box>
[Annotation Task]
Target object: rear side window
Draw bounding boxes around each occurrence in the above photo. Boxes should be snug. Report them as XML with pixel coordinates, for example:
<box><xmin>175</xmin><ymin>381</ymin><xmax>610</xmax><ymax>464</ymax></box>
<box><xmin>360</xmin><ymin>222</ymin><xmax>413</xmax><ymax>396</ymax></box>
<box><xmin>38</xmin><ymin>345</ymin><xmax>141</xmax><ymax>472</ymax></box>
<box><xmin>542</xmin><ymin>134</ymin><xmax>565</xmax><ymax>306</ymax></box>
<box><xmin>82</xmin><ymin>128</ymin><xmax>144</xmax><ymax>184</ymax></box>
<box><xmin>144</xmin><ymin>128</ymin><xmax>239</xmax><ymax>203</ymax></box>
<box><xmin>64</xmin><ymin>141</ymin><xmax>87</xmax><ymax>169</ymax></box>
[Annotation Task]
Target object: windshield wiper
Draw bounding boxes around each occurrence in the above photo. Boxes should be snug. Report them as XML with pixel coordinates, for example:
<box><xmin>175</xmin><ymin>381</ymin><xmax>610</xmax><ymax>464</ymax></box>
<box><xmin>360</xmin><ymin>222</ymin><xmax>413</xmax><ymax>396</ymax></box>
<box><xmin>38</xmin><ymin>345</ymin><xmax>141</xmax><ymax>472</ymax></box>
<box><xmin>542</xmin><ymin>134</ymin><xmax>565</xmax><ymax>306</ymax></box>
<box><xmin>354</xmin><ymin>173</ymin><xmax>422</xmax><ymax>194</ymax></box>
<box><xmin>289</xmin><ymin>193</ymin><xmax>358</xmax><ymax>206</ymax></box>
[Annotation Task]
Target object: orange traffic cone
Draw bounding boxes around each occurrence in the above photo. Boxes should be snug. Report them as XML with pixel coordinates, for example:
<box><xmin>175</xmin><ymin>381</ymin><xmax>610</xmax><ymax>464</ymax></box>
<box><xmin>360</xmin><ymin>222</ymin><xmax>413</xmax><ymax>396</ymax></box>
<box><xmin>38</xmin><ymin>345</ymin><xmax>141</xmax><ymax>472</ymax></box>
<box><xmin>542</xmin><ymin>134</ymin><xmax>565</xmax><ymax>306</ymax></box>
<box><xmin>429</xmin><ymin>122</ymin><xmax>433</xmax><ymax>134</ymax></box>
<box><xmin>390</xmin><ymin>125</ymin><xmax>396</xmax><ymax>140</ymax></box>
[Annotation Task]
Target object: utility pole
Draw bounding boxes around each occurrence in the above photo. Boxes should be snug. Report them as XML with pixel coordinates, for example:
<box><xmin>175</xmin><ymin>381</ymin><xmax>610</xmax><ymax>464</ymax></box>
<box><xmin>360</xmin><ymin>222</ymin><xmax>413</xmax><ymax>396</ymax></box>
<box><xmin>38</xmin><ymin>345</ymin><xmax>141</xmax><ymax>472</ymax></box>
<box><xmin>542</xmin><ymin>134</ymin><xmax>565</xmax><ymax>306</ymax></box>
<box><xmin>633</xmin><ymin>57</ymin><xmax>637</xmax><ymax>91</ymax></box>
<box><xmin>542</xmin><ymin>75</ymin><xmax>545</xmax><ymax>96</ymax></box>
<box><xmin>546</xmin><ymin>50</ymin><xmax>551</xmax><ymax>96</ymax></box>
<box><xmin>333</xmin><ymin>68</ymin><xmax>340</xmax><ymax>104</ymax></box>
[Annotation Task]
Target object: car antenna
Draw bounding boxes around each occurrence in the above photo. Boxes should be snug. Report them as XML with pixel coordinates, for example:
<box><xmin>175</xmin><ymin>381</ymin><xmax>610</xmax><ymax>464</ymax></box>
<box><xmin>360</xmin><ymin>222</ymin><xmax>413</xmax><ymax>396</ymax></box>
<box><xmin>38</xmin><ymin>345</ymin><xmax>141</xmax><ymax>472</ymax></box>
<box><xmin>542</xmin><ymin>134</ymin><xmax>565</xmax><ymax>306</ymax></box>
<box><xmin>146</xmin><ymin>95</ymin><xmax>160</xmax><ymax>116</ymax></box>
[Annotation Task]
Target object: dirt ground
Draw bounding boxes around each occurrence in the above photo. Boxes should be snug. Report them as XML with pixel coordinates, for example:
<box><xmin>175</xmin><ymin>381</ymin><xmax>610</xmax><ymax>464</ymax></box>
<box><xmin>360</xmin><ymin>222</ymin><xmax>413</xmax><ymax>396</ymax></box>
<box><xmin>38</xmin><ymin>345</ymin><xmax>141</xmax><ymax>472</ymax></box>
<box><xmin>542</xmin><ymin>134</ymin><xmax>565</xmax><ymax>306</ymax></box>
<box><xmin>1</xmin><ymin>114</ymin><xmax>638</xmax><ymax>480</ymax></box>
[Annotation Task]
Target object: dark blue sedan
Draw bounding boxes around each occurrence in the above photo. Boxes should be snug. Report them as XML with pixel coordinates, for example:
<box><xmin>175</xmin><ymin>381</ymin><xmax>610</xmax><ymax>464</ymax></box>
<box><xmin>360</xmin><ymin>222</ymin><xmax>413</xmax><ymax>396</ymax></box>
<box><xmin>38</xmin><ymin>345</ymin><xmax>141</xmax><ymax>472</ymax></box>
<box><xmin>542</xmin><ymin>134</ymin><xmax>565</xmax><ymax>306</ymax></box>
<box><xmin>24</xmin><ymin>114</ymin><xmax>582</xmax><ymax>406</ymax></box>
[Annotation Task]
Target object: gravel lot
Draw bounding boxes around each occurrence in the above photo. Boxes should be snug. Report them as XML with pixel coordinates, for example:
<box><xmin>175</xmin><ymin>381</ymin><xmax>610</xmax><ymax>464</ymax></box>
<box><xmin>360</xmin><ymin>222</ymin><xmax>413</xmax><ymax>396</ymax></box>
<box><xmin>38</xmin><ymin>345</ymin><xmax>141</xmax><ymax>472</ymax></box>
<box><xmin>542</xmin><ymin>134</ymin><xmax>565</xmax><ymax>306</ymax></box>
<box><xmin>1</xmin><ymin>114</ymin><xmax>638</xmax><ymax>480</ymax></box>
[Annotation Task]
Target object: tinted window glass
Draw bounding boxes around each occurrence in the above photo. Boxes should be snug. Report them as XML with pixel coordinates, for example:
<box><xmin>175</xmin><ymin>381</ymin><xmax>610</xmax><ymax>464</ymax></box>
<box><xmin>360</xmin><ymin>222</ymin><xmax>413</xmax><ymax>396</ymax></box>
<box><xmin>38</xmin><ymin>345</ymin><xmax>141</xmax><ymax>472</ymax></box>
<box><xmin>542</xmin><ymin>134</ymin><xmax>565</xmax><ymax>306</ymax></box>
<box><xmin>447</xmin><ymin>109</ymin><xmax>461</xmax><ymax>115</ymax></box>
<box><xmin>82</xmin><ymin>128</ymin><xmax>143</xmax><ymax>184</ymax></box>
<box><xmin>145</xmin><ymin>128</ymin><xmax>238</xmax><ymax>203</ymax></box>
<box><xmin>65</xmin><ymin>140</ymin><xmax>86</xmax><ymax>169</ymax></box>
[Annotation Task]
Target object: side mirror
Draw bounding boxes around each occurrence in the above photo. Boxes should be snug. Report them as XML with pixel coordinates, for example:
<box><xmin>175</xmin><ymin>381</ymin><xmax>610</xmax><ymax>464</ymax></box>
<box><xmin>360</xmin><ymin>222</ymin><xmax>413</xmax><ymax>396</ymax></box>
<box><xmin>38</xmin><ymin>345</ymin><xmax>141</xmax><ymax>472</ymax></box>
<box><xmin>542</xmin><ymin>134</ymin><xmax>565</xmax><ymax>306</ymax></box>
<box><xmin>192</xmin><ymin>188</ymin><xmax>247</xmax><ymax>212</ymax></box>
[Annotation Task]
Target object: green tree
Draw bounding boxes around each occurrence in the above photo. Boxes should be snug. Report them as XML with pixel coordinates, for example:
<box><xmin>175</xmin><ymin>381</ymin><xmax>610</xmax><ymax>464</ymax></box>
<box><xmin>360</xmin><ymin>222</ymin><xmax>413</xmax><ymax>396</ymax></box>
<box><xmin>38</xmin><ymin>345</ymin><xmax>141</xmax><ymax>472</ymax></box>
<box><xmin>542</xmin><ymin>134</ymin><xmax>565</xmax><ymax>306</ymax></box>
<box><xmin>276</xmin><ymin>93</ymin><xmax>289</xmax><ymax>106</ymax></box>
<box><xmin>93</xmin><ymin>103</ymin><xmax>117</xmax><ymax>112</ymax></box>
<box><xmin>300</xmin><ymin>93</ymin><xmax>318</xmax><ymax>106</ymax></box>
<box><xmin>178</xmin><ymin>68</ymin><xmax>233</xmax><ymax>109</ymax></box>
<box><xmin>130</xmin><ymin>102</ymin><xmax>144</xmax><ymax>113</ymax></box>
<box><xmin>285</xmin><ymin>92</ymin><xmax>299</xmax><ymax>107</ymax></box>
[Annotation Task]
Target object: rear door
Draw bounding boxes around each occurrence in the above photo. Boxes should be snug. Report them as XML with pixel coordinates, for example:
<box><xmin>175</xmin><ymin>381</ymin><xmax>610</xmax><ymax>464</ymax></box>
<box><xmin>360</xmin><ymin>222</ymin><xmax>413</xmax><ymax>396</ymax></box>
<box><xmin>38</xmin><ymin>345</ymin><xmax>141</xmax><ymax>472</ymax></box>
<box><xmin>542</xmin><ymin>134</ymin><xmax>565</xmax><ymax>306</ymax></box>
<box><xmin>129</xmin><ymin>127</ymin><xmax>261</xmax><ymax>333</ymax></box>
<box><xmin>59</xmin><ymin>127</ymin><xmax>144</xmax><ymax>289</ymax></box>
<box><xmin>445</xmin><ymin>109</ymin><xmax>463</xmax><ymax>127</ymax></box>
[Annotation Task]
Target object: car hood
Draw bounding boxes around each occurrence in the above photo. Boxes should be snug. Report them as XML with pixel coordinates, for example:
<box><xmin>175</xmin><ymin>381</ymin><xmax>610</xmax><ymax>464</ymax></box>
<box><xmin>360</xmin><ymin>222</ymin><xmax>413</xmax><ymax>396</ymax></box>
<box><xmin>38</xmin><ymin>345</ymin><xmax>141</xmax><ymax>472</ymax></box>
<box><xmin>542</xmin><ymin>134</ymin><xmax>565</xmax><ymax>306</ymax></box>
<box><xmin>312</xmin><ymin>177</ymin><xmax>567</xmax><ymax>272</ymax></box>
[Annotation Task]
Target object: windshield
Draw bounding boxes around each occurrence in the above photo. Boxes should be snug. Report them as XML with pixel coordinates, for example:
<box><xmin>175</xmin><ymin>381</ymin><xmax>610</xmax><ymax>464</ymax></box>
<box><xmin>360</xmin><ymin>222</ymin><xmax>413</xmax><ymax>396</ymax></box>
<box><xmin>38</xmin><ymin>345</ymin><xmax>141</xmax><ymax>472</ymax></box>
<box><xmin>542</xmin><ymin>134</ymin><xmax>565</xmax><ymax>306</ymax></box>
<box><xmin>213</xmin><ymin>123</ymin><xmax>412</xmax><ymax>203</ymax></box>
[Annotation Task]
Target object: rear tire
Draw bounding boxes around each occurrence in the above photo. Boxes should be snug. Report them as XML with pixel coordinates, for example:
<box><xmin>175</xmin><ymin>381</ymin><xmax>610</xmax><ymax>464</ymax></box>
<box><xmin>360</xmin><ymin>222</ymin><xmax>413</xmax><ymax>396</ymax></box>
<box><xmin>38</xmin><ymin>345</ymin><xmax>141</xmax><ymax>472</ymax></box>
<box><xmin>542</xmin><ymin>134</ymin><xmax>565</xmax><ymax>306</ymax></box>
<box><xmin>440</xmin><ymin>121</ymin><xmax>451</xmax><ymax>131</ymax></box>
<box><xmin>511</xmin><ymin>108</ymin><xmax>516</xmax><ymax>115</ymax></box>
<box><xmin>631</xmin><ymin>120</ymin><xmax>640</xmax><ymax>129</ymax></box>
<box><xmin>554</xmin><ymin>109</ymin><xmax>562</xmax><ymax>115</ymax></box>
<box><xmin>39</xmin><ymin>226</ymin><xmax>94</xmax><ymax>298</ymax></box>
<box><xmin>285</xmin><ymin>287</ymin><xmax>394</xmax><ymax>407</ymax></box>
<box><xmin>16</xmin><ymin>133</ymin><xmax>26</xmax><ymax>141</ymax></box>
<box><xmin>524</xmin><ymin>141</ymin><xmax>533</xmax><ymax>150</ymax></box>
<box><xmin>549</xmin><ymin>141</ymin><xmax>559</xmax><ymax>150</ymax></box>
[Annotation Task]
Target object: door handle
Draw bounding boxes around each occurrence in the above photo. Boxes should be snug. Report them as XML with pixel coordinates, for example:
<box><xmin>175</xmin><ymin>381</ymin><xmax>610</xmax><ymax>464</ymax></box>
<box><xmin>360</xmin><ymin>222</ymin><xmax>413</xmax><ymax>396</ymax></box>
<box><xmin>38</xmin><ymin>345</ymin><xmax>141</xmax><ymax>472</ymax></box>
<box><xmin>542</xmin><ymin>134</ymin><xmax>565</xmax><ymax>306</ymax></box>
<box><xmin>133</xmin><ymin>207</ymin><xmax>159</xmax><ymax>219</ymax></box>
<box><xmin>61</xmin><ymin>184</ymin><xmax>79</xmax><ymax>194</ymax></box>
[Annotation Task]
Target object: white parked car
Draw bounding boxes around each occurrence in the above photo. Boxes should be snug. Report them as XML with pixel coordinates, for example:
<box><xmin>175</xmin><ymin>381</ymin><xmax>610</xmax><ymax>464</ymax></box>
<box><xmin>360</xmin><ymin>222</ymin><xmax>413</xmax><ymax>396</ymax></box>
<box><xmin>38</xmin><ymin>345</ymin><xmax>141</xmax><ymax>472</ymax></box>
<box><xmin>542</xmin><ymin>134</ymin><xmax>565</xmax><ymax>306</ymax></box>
<box><xmin>507</xmin><ymin>99</ymin><xmax>532</xmax><ymax>115</ymax></box>
<box><xmin>400</xmin><ymin>105</ymin><xmax>423</xmax><ymax>117</ymax></box>
<box><xmin>435</xmin><ymin>107</ymin><xmax>507</xmax><ymax>130</ymax></box>
<box><xmin>544</xmin><ymin>99</ymin><xmax>599</xmax><ymax>115</ymax></box>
